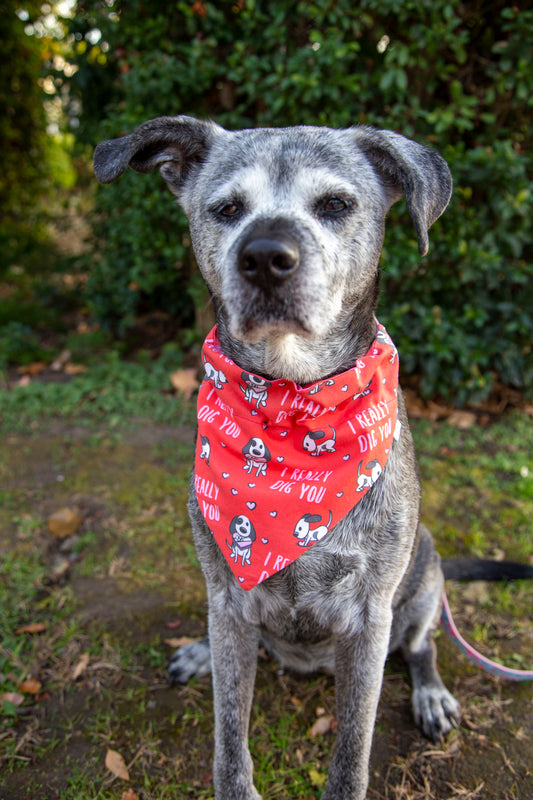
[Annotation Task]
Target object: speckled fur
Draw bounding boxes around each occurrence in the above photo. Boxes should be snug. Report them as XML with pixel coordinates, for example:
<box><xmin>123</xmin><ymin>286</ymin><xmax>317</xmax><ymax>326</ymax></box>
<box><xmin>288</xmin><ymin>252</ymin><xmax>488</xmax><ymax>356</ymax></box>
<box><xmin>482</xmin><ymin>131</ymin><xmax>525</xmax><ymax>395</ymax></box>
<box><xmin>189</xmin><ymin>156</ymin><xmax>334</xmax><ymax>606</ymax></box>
<box><xmin>94</xmin><ymin>117</ymin><xmax>459</xmax><ymax>800</ymax></box>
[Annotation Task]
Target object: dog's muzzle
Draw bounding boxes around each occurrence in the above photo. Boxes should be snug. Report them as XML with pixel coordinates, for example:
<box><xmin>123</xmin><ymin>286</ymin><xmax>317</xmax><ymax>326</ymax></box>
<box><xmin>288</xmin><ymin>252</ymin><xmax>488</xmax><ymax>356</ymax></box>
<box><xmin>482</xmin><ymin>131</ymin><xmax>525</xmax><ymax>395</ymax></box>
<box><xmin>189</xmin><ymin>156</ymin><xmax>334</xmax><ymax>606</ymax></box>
<box><xmin>238</xmin><ymin>230</ymin><xmax>300</xmax><ymax>289</ymax></box>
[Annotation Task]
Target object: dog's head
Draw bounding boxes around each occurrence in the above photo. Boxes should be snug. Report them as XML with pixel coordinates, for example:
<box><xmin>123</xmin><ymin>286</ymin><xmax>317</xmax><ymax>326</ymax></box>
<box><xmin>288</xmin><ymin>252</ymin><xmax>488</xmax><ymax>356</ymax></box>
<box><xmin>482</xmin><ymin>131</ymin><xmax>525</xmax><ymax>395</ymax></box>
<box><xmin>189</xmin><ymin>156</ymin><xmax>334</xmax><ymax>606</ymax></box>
<box><xmin>242</xmin><ymin>437</ymin><xmax>270</xmax><ymax>461</ymax></box>
<box><xmin>94</xmin><ymin>117</ymin><xmax>451</xmax><ymax>379</ymax></box>
<box><xmin>229</xmin><ymin>514</ymin><xmax>256</xmax><ymax>543</ymax></box>
<box><xmin>240</xmin><ymin>372</ymin><xmax>271</xmax><ymax>391</ymax></box>
<box><xmin>293</xmin><ymin>513</ymin><xmax>322</xmax><ymax>539</ymax></box>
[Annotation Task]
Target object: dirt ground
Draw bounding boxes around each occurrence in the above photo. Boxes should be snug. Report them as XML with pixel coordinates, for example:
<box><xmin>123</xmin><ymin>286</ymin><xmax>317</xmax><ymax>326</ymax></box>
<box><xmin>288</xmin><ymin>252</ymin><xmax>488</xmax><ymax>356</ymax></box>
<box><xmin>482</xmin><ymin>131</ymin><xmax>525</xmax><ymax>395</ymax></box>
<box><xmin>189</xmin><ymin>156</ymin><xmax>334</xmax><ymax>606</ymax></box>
<box><xmin>1</xmin><ymin>421</ymin><xmax>532</xmax><ymax>800</ymax></box>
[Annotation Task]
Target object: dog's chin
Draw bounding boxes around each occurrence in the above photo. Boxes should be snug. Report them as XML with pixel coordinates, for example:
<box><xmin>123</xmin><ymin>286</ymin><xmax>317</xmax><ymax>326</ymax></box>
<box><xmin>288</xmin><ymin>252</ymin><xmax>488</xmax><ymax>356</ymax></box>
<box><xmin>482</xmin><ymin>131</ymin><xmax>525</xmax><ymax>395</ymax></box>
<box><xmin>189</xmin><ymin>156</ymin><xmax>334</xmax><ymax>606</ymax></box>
<box><xmin>229</xmin><ymin>315</ymin><xmax>316</xmax><ymax>344</ymax></box>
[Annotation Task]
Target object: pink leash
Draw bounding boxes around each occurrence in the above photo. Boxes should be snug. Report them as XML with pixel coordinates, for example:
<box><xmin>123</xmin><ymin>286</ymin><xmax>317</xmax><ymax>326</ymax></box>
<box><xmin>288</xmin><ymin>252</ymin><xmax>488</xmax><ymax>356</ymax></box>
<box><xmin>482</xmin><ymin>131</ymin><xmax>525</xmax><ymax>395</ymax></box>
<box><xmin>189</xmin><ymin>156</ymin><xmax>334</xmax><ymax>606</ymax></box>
<box><xmin>441</xmin><ymin>591</ymin><xmax>533</xmax><ymax>681</ymax></box>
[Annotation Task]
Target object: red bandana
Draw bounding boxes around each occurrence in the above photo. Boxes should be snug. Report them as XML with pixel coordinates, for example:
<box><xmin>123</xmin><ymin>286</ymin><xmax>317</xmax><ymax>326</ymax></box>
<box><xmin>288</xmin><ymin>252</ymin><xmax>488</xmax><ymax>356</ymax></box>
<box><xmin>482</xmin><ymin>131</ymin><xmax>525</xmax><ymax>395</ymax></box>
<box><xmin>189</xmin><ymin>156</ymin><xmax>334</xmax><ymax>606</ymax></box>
<box><xmin>194</xmin><ymin>323</ymin><xmax>400</xmax><ymax>590</ymax></box>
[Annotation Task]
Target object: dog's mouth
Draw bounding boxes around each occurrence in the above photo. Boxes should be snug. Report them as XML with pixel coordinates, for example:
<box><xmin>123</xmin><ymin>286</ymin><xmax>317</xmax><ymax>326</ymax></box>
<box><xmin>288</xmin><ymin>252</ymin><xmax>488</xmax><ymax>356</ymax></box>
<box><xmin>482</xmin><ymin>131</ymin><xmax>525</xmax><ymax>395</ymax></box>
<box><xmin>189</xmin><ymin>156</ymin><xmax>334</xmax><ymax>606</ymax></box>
<box><xmin>233</xmin><ymin>293</ymin><xmax>314</xmax><ymax>341</ymax></box>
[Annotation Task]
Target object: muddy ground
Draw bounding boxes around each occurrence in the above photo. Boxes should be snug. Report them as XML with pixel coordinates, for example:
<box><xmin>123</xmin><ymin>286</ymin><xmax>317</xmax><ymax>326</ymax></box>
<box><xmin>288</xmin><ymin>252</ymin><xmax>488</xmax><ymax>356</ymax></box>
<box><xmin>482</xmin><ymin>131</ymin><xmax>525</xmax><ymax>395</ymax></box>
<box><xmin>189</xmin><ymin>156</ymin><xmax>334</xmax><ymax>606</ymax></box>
<box><xmin>1</xmin><ymin>420</ymin><xmax>532</xmax><ymax>800</ymax></box>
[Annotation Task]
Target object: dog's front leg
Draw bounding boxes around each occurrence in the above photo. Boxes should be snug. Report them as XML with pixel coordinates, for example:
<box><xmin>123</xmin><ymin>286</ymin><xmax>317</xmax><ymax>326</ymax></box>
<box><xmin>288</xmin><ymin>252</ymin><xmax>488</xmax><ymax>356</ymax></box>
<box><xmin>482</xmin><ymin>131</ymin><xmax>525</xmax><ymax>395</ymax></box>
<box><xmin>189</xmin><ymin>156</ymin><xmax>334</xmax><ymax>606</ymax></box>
<box><xmin>322</xmin><ymin>608</ymin><xmax>393</xmax><ymax>800</ymax></box>
<box><xmin>208</xmin><ymin>597</ymin><xmax>262</xmax><ymax>800</ymax></box>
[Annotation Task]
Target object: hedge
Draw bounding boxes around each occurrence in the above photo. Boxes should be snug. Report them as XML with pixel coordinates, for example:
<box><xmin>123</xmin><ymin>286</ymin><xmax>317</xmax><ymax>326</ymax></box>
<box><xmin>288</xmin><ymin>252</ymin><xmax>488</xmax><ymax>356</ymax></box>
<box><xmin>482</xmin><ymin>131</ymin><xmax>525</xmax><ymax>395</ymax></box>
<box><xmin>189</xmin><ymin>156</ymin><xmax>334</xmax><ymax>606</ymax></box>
<box><xmin>68</xmin><ymin>0</ymin><xmax>533</xmax><ymax>403</ymax></box>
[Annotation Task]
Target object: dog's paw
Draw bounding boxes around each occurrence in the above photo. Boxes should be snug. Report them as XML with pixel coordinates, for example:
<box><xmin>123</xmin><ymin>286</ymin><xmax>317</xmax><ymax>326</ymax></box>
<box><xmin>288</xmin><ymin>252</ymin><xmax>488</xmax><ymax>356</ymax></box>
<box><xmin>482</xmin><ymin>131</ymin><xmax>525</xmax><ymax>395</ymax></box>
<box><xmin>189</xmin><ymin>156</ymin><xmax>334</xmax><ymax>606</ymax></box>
<box><xmin>412</xmin><ymin>684</ymin><xmax>460</xmax><ymax>742</ymax></box>
<box><xmin>168</xmin><ymin>636</ymin><xmax>212</xmax><ymax>684</ymax></box>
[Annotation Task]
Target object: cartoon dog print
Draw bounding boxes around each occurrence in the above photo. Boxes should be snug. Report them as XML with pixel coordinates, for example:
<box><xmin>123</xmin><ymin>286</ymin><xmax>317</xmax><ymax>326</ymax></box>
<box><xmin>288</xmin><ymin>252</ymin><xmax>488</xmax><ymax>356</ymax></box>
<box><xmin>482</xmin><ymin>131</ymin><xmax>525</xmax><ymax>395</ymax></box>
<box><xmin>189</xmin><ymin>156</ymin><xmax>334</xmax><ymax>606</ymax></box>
<box><xmin>199</xmin><ymin>435</ymin><xmax>211</xmax><ymax>466</ymax></box>
<box><xmin>242</xmin><ymin>437</ymin><xmax>271</xmax><ymax>476</ymax></box>
<box><xmin>376</xmin><ymin>327</ymin><xmax>398</xmax><ymax>364</ymax></box>
<box><xmin>203</xmin><ymin>354</ymin><xmax>228</xmax><ymax>389</ymax></box>
<box><xmin>302</xmin><ymin>426</ymin><xmax>337</xmax><ymax>456</ymax></box>
<box><xmin>226</xmin><ymin>514</ymin><xmax>256</xmax><ymax>566</ymax></box>
<box><xmin>308</xmin><ymin>378</ymin><xmax>335</xmax><ymax>395</ymax></box>
<box><xmin>353</xmin><ymin>379</ymin><xmax>373</xmax><ymax>400</ymax></box>
<box><xmin>293</xmin><ymin>510</ymin><xmax>333</xmax><ymax>547</ymax></box>
<box><xmin>356</xmin><ymin>459</ymin><xmax>383</xmax><ymax>492</ymax></box>
<box><xmin>240</xmin><ymin>371</ymin><xmax>272</xmax><ymax>408</ymax></box>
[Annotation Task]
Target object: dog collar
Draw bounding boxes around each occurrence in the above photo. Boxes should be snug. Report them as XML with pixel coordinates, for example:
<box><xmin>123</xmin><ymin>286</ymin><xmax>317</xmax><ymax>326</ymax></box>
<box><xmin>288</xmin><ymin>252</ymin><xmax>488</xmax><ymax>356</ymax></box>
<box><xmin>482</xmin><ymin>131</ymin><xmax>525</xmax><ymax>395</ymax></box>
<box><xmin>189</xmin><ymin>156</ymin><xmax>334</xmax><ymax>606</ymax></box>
<box><xmin>194</xmin><ymin>323</ymin><xmax>400</xmax><ymax>590</ymax></box>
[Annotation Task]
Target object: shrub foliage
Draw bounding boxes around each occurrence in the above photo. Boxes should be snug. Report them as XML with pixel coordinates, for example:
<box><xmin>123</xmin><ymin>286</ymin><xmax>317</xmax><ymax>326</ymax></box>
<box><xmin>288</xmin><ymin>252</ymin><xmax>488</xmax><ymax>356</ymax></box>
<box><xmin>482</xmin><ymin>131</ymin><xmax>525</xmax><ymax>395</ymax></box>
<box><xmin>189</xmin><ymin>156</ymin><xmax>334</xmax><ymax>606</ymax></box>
<box><xmin>69</xmin><ymin>0</ymin><xmax>533</xmax><ymax>402</ymax></box>
<box><xmin>1</xmin><ymin>1</ymin><xmax>50</xmax><ymax>269</ymax></box>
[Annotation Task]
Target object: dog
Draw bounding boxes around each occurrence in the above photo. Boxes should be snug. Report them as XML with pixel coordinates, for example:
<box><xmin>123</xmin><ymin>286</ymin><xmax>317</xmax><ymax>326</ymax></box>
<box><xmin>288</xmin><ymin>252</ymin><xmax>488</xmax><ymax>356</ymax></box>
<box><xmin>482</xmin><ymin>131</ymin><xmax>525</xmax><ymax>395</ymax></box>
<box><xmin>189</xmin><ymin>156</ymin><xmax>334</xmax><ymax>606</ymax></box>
<box><xmin>302</xmin><ymin>427</ymin><xmax>337</xmax><ymax>456</ymax></box>
<box><xmin>227</xmin><ymin>514</ymin><xmax>257</xmax><ymax>567</ymax></box>
<box><xmin>242</xmin><ymin>436</ymin><xmax>271</xmax><ymax>476</ymax></box>
<box><xmin>94</xmin><ymin>116</ymin><xmax>461</xmax><ymax>800</ymax></box>
<box><xmin>293</xmin><ymin>510</ymin><xmax>333</xmax><ymax>547</ymax></box>
<box><xmin>240</xmin><ymin>371</ymin><xmax>272</xmax><ymax>407</ymax></box>
<box><xmin>203</xmin><ymin>353</ymin><xmax>228</xmax><ymax>389</ymax></box>
<box><xmin>199</xmin><ymin>434</ymin><xmax>211</xmax><ymax>466</ymax></box>
<box><xmin>356</xmin><ymin>458</ymin><xmax>383</xmax><ymax>492</ymax></box>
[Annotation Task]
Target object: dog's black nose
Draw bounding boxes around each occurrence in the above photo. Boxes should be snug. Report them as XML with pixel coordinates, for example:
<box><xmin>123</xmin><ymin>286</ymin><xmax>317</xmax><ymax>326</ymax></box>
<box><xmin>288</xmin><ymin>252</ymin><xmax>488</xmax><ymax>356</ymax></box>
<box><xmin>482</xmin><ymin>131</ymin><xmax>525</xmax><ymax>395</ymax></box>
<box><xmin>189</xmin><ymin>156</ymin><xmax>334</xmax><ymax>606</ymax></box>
<box><xmin>238</xmin><ymin>235</ymin><xmax>300</xmax><ymax>287</ymax></box>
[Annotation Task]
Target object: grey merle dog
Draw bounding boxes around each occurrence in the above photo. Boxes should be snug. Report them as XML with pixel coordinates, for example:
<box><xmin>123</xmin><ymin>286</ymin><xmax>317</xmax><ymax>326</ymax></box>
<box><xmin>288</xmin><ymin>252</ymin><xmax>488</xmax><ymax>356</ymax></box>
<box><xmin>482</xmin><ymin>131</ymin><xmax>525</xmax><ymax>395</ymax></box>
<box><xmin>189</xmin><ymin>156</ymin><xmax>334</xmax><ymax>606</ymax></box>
<box><xmin>94</xmin><ymin>117</ymin><xmax>461</xmax><ymax>800</ymax></box>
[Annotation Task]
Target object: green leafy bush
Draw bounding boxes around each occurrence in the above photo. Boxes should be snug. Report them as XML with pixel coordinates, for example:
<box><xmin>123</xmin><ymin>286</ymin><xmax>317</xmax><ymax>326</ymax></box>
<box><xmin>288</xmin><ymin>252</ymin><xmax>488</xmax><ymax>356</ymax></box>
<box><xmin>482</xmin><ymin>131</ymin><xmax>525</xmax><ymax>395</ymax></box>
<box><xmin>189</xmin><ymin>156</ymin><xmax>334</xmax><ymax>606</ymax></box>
<box><xmin>0</xmin><ymin>2</ymin><xmax>51</xmax><ymax>272</ymax></box>
<box><xmin>69</xmin><ymin>0</ymin><xmax>533</xmax><ymax>402</ymax></box>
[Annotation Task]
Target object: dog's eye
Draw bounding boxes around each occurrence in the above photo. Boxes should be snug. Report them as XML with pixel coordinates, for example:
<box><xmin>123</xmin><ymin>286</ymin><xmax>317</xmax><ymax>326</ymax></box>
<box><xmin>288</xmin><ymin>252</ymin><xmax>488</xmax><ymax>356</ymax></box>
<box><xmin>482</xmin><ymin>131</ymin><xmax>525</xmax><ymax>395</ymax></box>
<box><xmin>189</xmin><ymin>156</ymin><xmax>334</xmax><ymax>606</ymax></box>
<box><xmin>217</xmin><ymin>202</ymin><xmax>241</xmax><ymax>218</ymax></box>
<box><xmin>320</xmin><ymin>197</ymin><xmax>349</xmax><ymax>214</ymax></box>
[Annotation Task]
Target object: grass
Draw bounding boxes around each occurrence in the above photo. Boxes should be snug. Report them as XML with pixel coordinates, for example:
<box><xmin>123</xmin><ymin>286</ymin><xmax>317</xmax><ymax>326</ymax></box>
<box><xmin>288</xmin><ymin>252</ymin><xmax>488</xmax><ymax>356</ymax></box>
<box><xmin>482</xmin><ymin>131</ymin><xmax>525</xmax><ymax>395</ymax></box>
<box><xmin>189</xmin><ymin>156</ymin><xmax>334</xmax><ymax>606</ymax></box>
<box><xmin>0</xmin><ymin>345</ymin><xmax>198</xmax><ymax>431</ymax></box>
<box><xmin>0</xmin><ymin>376</ymin><xmax>532</xmax><ymax>798</ymax></box>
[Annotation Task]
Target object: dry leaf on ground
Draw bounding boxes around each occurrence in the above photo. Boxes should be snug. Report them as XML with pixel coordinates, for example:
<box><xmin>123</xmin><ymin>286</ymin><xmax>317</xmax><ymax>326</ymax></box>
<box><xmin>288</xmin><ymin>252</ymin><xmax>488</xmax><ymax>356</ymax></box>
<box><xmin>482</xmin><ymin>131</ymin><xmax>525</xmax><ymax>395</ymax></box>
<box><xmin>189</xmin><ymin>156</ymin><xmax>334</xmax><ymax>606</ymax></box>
<box><xmin>17</xmin><ymin>679</ymin><xmax>42</xmax><ymax>695</ymax></box>
<box><xmin>105</xmin><ymin>748</ymin><xmax>130</xmax><ymax>781</ymax></box>
<box><xmin>16</xmin><ymin>362</ymin><xmax>47</xmax><ymax>376</ymax></box>
<box><xmin>447</xmin><ymin>410</ymin><xmax>477</xmax><ymax>429</ymax></box>
<box><xmin>72</xmin><ymin>653</ymin><xmax>90</xmax><ymax>681</ymax></box>
<box><xmin>0</xmin><ymin>692</ymin><xmax>25</xmax><ymax>707</ymax></box>
<box><xmin>308</xmin><ymin>715</ymin><xmax>335</xmax><ymax>737</ymax></box>
<box><xmin>64</xmin><ymin>363</ymin><xmax>88</xmax><ymax>375</ymax></box>
<box><xmin>164</xmin><ymin>636</ymin><xmax>197</xmax><ymax>648</ymax></box>
<box><xmin>50</xmin><ymin>350</ymin><xmax>71</xmax><ymax>371</ymax></box>
<box><xmin>170</xmin><ymin>368</ymin><xmax>199</xmax><ymax>399</ymax></box>
<box><xmin>308</xmin><ymin>767</ymin><xmax>326</xmax><ymax>787</ymax></box>
<box><xmin>47</xmin><ymin>507</ymin><xmax>83</xmax><ymax>539</ymax></box>
<box><xmin>15</xmin><ymin>622</ymin><xmax>47</xmax><ymax>634</ymax></box>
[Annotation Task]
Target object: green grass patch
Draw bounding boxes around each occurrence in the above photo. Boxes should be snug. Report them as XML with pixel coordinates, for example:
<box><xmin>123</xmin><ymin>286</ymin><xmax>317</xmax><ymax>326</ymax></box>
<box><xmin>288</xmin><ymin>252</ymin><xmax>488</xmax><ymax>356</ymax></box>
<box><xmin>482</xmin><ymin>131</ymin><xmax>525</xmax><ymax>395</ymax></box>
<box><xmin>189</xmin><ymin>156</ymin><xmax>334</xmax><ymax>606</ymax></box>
<box><xmin>412</xmin><ymin>412</ymin><xmax>533</xmax><ymax>563</ymax></box>
<box><xmin>0</xmin><ymin>344</ymin><xmax>197</xmax><ymax>431</ymax></box>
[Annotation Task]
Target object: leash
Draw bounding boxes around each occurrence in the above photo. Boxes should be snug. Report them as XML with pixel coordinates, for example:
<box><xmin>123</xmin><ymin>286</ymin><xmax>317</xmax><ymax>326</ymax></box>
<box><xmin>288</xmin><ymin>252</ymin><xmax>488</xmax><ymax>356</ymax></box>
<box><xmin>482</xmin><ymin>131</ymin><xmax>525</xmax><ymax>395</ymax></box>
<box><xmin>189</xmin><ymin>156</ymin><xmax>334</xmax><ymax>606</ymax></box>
<box><xmin>441</xmin><ymin>591</ymin><xmax>533</xmax><ymax>681</ymax></box>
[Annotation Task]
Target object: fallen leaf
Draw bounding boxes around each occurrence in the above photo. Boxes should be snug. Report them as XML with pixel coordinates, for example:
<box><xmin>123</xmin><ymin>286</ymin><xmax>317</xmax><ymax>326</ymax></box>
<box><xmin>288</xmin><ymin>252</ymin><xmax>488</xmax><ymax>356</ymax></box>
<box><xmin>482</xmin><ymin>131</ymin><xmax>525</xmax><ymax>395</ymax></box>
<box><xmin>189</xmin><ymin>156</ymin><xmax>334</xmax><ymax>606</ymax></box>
<box><xmin>17</xmin><ymin>679</ymin><xmax>42</xmax><ymax>695</ymax></box>
<box><xmin>170</xmin><ymin>368</ymin><xmax>199</xmax><ymax>399</ymax></box>
<box><xmin>50</xmin><ymin>349</ymin><xmax>71</xmax><ymax>371</ymax></box>
<box><xmin>447</xmin><ymin>410</ymin><xmax>477</xmax><ymax>429</ymax></box>
<box><xmin>0</xmin><ymin>692</ymin><xmax>25</xmax><ymax>707</ymax></box>
<box><xmin>47</xmin><ymin>507</ymin><xmax>83</xmax><ymax>539</ymax></box>
<box><xmin>15</xmin><ymin>622</ymin><xmax>47</xmax><ymax>634</ymax></box>
<box><xmin>73</xmin><ymin>653</ymin><xmax>90</xmax><ymax>681</ymax></box>
<box><xmin>164</xmin><ymin>636</ymin><xmax>197</xmax><ymax>648</ymax></box>
<box><xmin>11</xmin><ymin>375</ymin><xmax>31</xmax><ymax>387</ymax></box>
<box><xmin>64</xmin><ymin>363</ymin><xmax>88</xmax><ymax>375</ymax></box>
<box><xmin>309</xmin><ymin>767</ymin><xmax>326</xmax><ymax>787</ymax></box>
<box><xmin>191</xmin><ymin>0</ymin><xmax>208</xmax><ymax>17</ymax></box>
<box><xmin>105</xmin><ymin>748</ymin><xmax>130</xmax><ymax>781</ymax></box>
<box><xmin>121</xmin><ymin>790</ymin><xmax>139</xmax><ymax>800</ymax></box>
<box><xmin>308</xmin><ymin>715</ymin><xmax>335</xmax><ymax>737</ymax></box>
<box><xmin>16</xmin><ymin>362</ymin><xmax>46</xmax><ymax>376</ymax></box>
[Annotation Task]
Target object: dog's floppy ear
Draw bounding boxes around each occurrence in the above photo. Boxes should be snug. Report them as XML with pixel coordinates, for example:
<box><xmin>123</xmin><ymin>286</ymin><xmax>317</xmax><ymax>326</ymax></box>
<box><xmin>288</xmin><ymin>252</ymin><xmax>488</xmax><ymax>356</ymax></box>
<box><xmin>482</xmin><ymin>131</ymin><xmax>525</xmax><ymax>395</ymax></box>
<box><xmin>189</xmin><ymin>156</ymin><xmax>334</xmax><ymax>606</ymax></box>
<box><xmin>93</xmin><ymin>115</ymin><xmax>219</xmax><ymax>194</ymax></box>
<box><xmin>353</xmin><ymin>127</ymin><xmax>452</xmax><ymax>256</ymax></box>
